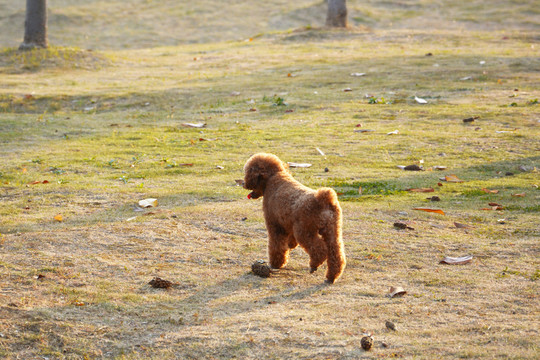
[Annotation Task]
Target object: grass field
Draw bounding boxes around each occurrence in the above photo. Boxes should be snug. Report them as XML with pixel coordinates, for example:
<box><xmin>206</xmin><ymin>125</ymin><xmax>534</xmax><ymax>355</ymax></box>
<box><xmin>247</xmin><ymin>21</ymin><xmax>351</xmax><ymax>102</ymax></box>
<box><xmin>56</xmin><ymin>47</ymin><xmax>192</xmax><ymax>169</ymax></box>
<box><xmin>0</xmin><ymin>0</ymin><xmax>539</xmax><ymax>358</ymax></box>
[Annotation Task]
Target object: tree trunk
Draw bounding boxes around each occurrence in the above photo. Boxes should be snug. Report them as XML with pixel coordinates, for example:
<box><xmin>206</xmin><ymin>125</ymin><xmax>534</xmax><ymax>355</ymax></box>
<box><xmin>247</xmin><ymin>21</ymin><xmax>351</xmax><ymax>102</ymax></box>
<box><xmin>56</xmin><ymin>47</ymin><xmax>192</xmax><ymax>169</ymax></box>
<box><xmin>19</xmin><ymin>0</ymin><xmax>48</xmax><ymax>50</ymax></box>
<box><xmin>326</xmin><ymin>0</ymin><xmax>348</xmax><ymax>28</ymax></box>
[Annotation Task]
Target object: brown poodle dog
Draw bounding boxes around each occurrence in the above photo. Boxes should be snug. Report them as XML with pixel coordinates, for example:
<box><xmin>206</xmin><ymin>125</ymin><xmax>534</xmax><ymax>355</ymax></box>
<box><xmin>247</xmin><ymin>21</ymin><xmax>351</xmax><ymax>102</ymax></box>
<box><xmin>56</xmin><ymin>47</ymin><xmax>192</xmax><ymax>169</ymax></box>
<box><xmin>244</xmin><ymin>153</ymin><xmax>346</xmax><ymax>284</ymax></box>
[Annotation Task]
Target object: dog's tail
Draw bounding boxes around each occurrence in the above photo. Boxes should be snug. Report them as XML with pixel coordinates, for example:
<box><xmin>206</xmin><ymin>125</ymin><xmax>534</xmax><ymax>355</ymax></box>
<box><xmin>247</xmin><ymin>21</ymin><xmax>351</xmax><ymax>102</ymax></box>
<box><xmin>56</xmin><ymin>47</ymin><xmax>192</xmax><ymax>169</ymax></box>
<box><xmin>316</xmin><ymin>188</ymin><xmax>346</xmax><ymax>284</ymax></box>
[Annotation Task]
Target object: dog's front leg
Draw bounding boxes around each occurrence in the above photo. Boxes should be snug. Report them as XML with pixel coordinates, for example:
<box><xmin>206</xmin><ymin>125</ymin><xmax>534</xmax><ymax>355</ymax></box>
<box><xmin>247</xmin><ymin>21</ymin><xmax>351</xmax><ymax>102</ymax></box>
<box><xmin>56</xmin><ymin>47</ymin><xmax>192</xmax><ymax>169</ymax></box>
<box><xmin>267</xmin><ymin>225</ymin><xmax>291</xmax><ymax>269</ymax></box>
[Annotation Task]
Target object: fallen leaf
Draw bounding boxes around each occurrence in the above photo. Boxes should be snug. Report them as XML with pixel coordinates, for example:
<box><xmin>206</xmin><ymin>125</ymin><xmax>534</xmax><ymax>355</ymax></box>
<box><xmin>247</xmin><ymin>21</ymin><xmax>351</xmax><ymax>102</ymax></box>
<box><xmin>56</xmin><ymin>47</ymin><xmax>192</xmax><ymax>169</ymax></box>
<box><xmin>139</xmin><ymin>198</ymin><xmax>158</xmax><ymax>208</ymax></box>
<box><xmin>460</xmin><ymin>76</ymin><xmax>472</xmax><ymax>80</ymax></box>
<box><xmin>481</xmin><ymin>188</ymin><xmax>499</xmax><ymax>194</ymax></box>
<box><xmin>406</xmin><ymin>188</ymin><xmax>434</xmax><ymax>193</ymax></box>
<box><xmin>287</xmin><ymin>162</ymin><xmax>312</xmax><ymax>168</ymax></box>
<box><xmin>427</xmin><ymin>196</ymin><xmax>441</xmax><ymax>201</ymax></box>
<box><xmin>388</xmin><ymin>286</ymin><xmax>407</xmax><ymax>298</ymax></box>
<box><xmin>126</xmin><ymin>216</ymin><xmax>138</xmax><ymax>222</ymax></box>
<box><xmin>354</xmin><ymin>129</ymin><xmax>375</xmax><ymax>133</ymax></box>
<box><xmin>385</xmin><ymin>320</ymin><xmax>397</xmax><ymax>331</ymax></box>
<box><xmin>482</xmin><ymin>206</ymin><xmax>504</xmax><ymax>211</ymax></box>
<box><xmin>403</xmin><ymin>164</ymin><xmax>423</xmax><ymax>171</ymax></box>
<box><xmin>414</xmin><ymin>96</ymin><xmax>428</xmax><ymax>104</ymax></box>
<box><xmin>433</xmin><ymin>166</ymin><xmax>447</xmax><ymax>171</ymax></box>
<box><xmin>387</xmin><ymin>130</ymin><xmax>399</xmax><ymax>135</ymax></box>
<box><xmin>54</xmin><ymin>214</ymin><xmax>63</xmax><ymax>222</ymax></box>
<box><xmin>511</xmin><ymin>193</ymin><xmax>525</xmax><ymax>197</ymax></box>
<box><xmin>443</xmin><ymin>174</ymin><xmax>464</xmax><ymax>183</ymax></box>
<box><xmin>284</xmin><ymin>109</ymin><xmax>294</xmax><ymax>113</ymax></box>
<box><xmin>439</xmin><ymin>255</ymin><xmax>473</xmax><ymax>265</ymax></box>
<box><xmin>350</xmin><ymin>72</ymin><xmax>366</xmax><ymax>77</ymax></box>
<box><xmin>215</xmin><ymin>165</ymin><xmax>224</xmax><ymax>170</ymax></box>
<box><xmin>413</xmin><ymin>208</ymin><xmax>445</xmax><ymax>215</ymax></box>
<box><xmin>249</xmin><ymin>108</ymin><xmax>257</xmax><ymax>111</ymax></box>
<box><xmin>394</xmin><ymin>222</ymin><xmax>414</xmax><ymax>230</ymax></box>
<box><xmin>437</xmin><ymin>182</ymin><xmax>443</xmax><ymax>186</ymax></box>
<box><xmin>454</xmin><ymin>222</ymin><xmax>471</xmax><ymax>229</ymax></box>
<box><xmin>343</xmin><ymin>88</ymin><xmax>353</xmax><ymax>92</ymax></box>
<box><xmin>178</xmin><ymin>163</ymin><xmax>194</xmax><ymax>167</ymax></box>
<box><xmin>496</xmin><ymin>129</ymin><xmax>517</xmax><ymax>133</ymax></box>
<box><xmin>463</xmin><ymin>116</ymin><xmax>479</xmax><ymax>123</ymax></box>
<box><xmin>488</xmin><ymin>202</ymin><xmax>502</xmax><ymax>207</ymax></box>
<box><xmin>199</xmin><ymin>138</ymin><xmax>218</xmax><ymax>141</ymax></box>
<box><xmin>181</xmin><ymin>122</ymin><xmax>206</xmax><ymax>128</ymax></box>
<box><xmin>29</xmin><ymin>180</ymin><xmax>49</xmax><ymax>185</ymax></box>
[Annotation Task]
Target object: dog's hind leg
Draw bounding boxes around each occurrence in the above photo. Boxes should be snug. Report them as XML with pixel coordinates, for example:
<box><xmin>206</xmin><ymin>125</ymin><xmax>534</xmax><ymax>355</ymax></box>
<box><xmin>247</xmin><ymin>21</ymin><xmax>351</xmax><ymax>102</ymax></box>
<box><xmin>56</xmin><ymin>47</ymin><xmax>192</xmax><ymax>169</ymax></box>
<box><xmin>294</xmin><ymin>226</ymin><xmax>327</xmax><ymax>274</ymax></box>
<box><xmin>320</xmin><ymin>211</ymin><xmax>346</xmax><ymax>284</ymax></box>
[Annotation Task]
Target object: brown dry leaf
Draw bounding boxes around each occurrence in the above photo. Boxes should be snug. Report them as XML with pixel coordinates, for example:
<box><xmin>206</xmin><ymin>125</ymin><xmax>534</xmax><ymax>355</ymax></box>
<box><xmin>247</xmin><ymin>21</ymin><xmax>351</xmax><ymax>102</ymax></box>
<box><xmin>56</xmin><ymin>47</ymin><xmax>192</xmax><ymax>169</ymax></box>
<box><xmin>482</xmin><ymin>188</ymin><xmax>499</xmax><ymax>194</ymax></box>
<box><xmin>199</xmin><ymin>138</ymin><xmax>218</xmax><ymax>141</ymax></box>
<box><xmin>403</xmin><ymin>164</ymin><xmax>423</xmax><ymax>171</ymax></box>
<box><xmin>439</xmin><ymin>255</ymin><xmax>473</xmax><ymax>265</ymax></box>
<box><xmin>511</xmin><ymin>193</ymin><xmax>525</xmax><ymax>197</ymax></box>
<box><xmin>54</xmin><ymin>214</ymin><xmax>63</xmax><ymax>222</ymax></box>
<box><xmin>444</xmin><ymin>174</ymin><xmax>464</xmax><ymax>183</ymax></box>
<box><xmin>354</xmin><ymin>129</ymin><xmax>375</xmax><ymax>133</ymax></box>
<box><xmin>394</xmin><ymin>222</ymin><xmax>414</xmax><ymax>230</ymax></box>
<box><xmin>482</xmin><ymin>206</ymin><xmax>504</xmax><ymax>211</ymax></box>
<box><xmin>178</xmin><ymin>163</ymin><xmax>194</xmax><ymax>167</ymax></box>
<box><xmin>454</xmin><ymin>222</ymin><xmax>472</xmax><ymax>229</ymax></box>
<box><xmin>488</xmin><ymin>202</ymin><xmax>502</xmax><ymax>207</ymax></box>
<box><xmin>413</xmin><ymin>207</ymin><xmax>445</xmax><ymax>215</ymax></box>
<box><xmin>388</xmin><ymin>286</ymin><xmax>407</xmax><ymax>298</ymax></box>
<box><xmin>406</xmin><ymin>188</ymin><xmax>434</xmax><ymax>193</ymax></box>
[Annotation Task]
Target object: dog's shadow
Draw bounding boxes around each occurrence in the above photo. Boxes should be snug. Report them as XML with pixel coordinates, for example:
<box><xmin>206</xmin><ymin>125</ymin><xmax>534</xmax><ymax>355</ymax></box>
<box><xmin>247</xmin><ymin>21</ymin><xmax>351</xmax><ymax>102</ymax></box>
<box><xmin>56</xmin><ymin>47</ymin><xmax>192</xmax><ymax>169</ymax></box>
<box><xmin>178</xmin><ymin>270</ymin><xmax>328</xmax><ymax>318</ymax></box>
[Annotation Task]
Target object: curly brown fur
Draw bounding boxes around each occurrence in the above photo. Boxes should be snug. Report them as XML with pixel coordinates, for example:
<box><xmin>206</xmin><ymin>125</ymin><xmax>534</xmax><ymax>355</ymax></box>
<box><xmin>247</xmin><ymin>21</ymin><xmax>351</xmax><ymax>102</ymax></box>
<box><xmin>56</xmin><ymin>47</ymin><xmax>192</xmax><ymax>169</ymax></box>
<box><xmin>243</xmin><ymin>153</ymin><xmax>346</xmax><ymax>284</ymax></box>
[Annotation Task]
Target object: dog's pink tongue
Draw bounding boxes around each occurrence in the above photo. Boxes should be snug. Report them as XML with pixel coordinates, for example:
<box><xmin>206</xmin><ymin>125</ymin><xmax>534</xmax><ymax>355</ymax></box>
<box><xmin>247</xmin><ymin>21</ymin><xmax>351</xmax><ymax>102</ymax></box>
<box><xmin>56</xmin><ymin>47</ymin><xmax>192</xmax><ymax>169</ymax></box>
<box><xmin>247</xmin><ymin>193</ymin><xmax>252</xmax><ymax>199</ymax></box>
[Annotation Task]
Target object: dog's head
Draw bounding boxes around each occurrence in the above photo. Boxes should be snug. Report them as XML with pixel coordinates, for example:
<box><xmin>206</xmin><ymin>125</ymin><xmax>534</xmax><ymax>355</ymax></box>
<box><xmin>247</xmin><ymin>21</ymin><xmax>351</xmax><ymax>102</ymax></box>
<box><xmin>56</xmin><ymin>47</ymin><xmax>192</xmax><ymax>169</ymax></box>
<box><xmin>243</xmin><ymin>153</ymin><xmax>287</xmax><ymax>199</ymax></box>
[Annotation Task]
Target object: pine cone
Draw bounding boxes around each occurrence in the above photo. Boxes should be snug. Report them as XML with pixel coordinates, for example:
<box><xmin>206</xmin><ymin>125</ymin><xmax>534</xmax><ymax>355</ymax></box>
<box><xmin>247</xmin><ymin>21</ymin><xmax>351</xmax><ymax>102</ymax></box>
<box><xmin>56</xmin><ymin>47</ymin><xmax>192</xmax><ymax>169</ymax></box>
<box><xmin>361</xmin><ymin>336</ymin><xmax>373</xmax><ymax>351</ymax></box>
<box><xmin>252</xmin><ymin>260</ymin><xmax>271</xmax><ymax>278</ymax></box>
<box><xmin>149</xmin><ymin>277</ymin><xmax>173</xmax><ymax>289</ymax></box>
